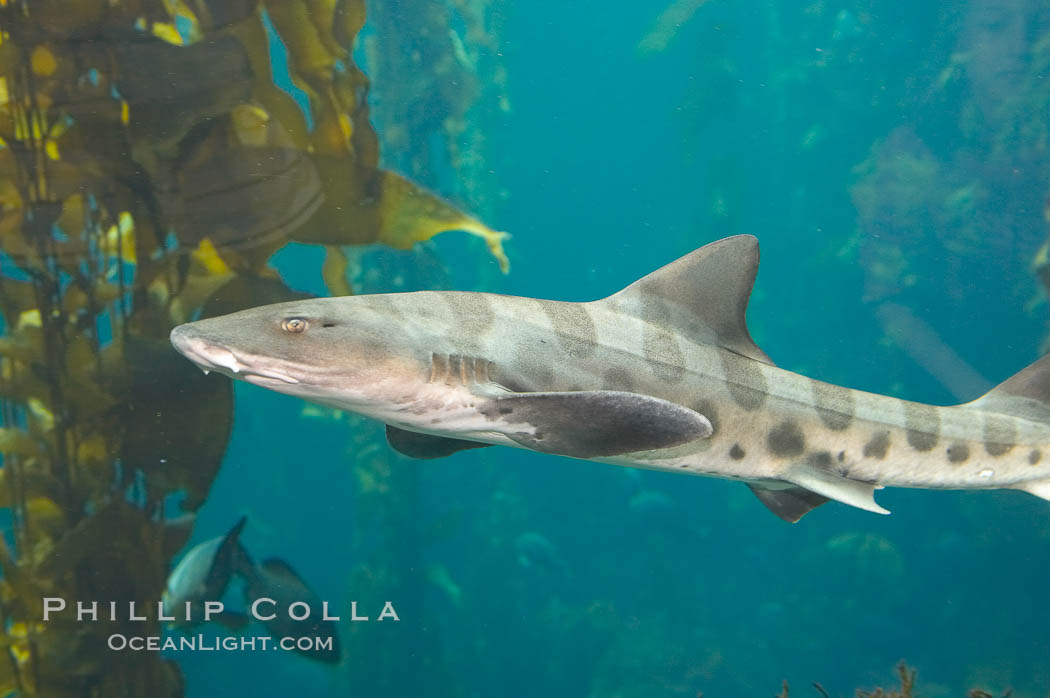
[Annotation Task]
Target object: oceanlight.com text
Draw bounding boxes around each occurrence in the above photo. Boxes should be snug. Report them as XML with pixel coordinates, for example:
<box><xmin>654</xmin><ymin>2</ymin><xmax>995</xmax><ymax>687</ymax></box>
<box><xmin>108</xmin><ymin>634</ymin><xmax>335</xmax><ymax>654</ymax></box>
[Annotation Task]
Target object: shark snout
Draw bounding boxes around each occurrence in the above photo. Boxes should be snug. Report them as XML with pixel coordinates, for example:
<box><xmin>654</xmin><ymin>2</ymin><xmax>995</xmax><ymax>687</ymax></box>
<box><xmin>169</xmin><ymin>324</ymin><xmax>300</xmax><ymax>384</ymax></box>
<box><xmin>170</xmin><ymin>324</ymin><xmax>248</xmax><ymax>374</ymax></box>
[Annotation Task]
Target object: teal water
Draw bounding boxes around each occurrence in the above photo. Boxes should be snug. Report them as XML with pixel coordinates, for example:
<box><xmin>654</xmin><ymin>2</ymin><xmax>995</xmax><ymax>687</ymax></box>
<box><xmin>180</xmin><ymin>1</ymin><xmax>1050</xmax><ymax>695</ymax></box>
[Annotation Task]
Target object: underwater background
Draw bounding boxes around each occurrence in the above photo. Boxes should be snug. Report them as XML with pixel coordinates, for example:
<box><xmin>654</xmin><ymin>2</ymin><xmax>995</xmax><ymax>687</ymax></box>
<box><xmin>1</xmin><ymin>0</ymin><xmax>1050</xmax><ymax>696</ymax></box>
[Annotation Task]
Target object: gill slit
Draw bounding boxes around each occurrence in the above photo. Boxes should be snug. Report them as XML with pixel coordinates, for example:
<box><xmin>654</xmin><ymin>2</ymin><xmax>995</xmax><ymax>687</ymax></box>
<box><xmin>428</xmin><ymin>353</ymin><xmax>494</xmax><ymax>387</ymax></box>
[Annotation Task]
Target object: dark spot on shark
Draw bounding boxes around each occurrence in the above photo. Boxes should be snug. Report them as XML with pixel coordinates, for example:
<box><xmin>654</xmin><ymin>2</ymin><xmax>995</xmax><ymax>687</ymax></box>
<box><xmin>811</xmin><ymin>380</ymin><xmax>855</xmax><ymax>431</ymax></box>
<box><xmin>365</xmin><ymin>294</ymin><xmax>406</xmax><ymax>323</ymax></box>
<box><xmin>442</xmin><ymin>293</ymin><xmax>495</xmax><ymax>352</ymax></box>
<box><xmin>721</xmin><ymin>351</ymin><xmax>767</xmax><ymax>411</ymax></box>
<box><xmin>907</xmin><ymin>430</ymin><xmax>938</xmax><ymax>452</ymax></box>
<box><xmin>983</xmin><ymin>413</ymin><xmax>1016</xmax><ymax>457</ymax></box>
<box><xmin>498</xmin><ymin>406</ymin><xmax>513</xmax><ymax>415</ymax></box>
<box><xmin>638</xmin><ymin>295</ymin><xmax>673</xmax><ymax>324</ymax></box>
<box><xmin>837</xmin><ymin>450</ymin><xmax>846</xmax><ymax>462</ymax></box>
<box><xmin>603</xmin><ymin>367</ymin><xmax>634</xmax><ymax>392</ymax></box>
<box><xmin>729</xmin><ymin>444</ymin><xmax>745</xmax><ymax>460</ymax></box>
<box><xmin>863</xmin><ymin>431</ymin><xmax>890</xmax><ymax>459</ymax></box>
<box><xmin>808</xmin><ymin>451</ymin><xmax>833</xmax><ymax>468</ymax></box>
<box><xmin>1029</xmin><ymin>449</ymin><xmax>1042</xmax><ymax>465</ymax></box>
<box><xmin>947</xmin><ymin>443</ymin><xmax>969</xmax><ymax>463</ymax></box>
<box><xmin>540</xmin><ymin>301</ymin><xmax>598</xmax><ymax>359</ymax></box>
<box><xmin>767</xmin><ymin>420</ymin><xmax>805</xmax><ymax>457</ymax></box>
<box><xmin>985</xmin><ymin>442</ymin><xmax>1012</xmax><ymax>457</ymax></box>
<box><xmin>642</xmin><ymin>324</ymin><xmax>686</xmax><ymax>384</ymax></box>
<box><xmin>904</xmin><ymin>402</ymin><xmax>940</xmax><ymax>452</ymax></box>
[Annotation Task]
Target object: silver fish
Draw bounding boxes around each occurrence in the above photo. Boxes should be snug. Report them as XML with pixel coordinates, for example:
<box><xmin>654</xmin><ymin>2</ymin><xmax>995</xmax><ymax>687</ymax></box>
<box><xmin>243</xmin><ymin>558</ymin><xmax>341</xmax><ymax>664</ymax></box>
<box><xmin>163</xmin><ymin>516</ymin><xmax>251</xmax><ymax>628</ymax></box>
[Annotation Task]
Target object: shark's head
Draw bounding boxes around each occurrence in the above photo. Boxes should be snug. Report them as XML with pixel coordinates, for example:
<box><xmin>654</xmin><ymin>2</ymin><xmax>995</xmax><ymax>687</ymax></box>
<box><xmin>170</xmin><ymin>296</ymin><xmax>426</xmax><ymax>409</ymax></box>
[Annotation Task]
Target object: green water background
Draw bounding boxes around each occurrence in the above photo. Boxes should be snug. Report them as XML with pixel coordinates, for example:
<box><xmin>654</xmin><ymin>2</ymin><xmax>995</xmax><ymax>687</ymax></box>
<box><xmin>177</xmin><ymin>1</ymin><xmax>1050</xmax><ymax>695</ymax></box>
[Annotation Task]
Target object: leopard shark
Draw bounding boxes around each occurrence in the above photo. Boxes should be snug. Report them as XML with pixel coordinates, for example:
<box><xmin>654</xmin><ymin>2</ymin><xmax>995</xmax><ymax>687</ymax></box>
<box><xmin>169</xmin><ymin>235</ymin><xmax>1050</xmax><ymax>522</ymax></box>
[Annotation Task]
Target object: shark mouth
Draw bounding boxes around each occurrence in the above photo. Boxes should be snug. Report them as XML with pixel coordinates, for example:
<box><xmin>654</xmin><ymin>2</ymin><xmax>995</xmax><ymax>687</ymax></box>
<box><xmin>170</xmin><ymin>327</ymin><xmax>300</xmax><ymax>385</ymax></box>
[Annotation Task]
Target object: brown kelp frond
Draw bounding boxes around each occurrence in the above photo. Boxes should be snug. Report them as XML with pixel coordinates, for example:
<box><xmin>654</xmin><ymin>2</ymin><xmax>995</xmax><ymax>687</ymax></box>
<box><xmin>772</xmin><ymin>663</ymin><xmax>1012</xmax><ymax>698</ymax></box>
<box><xmin>0</xmin><ymin>0</ymin><xmax>505</xmax><ymax>694</ymax></box>
<box><xmin>855</xmin><ymin>662</ymin><xmax>916</xmax><ymax>698</ymax></box>
<box><xmin>365</xmin><ymin>0</ymin><xmax>512</xmax><ymax>276</ymax></box>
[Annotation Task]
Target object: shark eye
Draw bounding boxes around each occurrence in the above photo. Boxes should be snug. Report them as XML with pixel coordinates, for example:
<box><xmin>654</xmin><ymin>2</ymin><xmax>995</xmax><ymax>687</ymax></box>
<box><xmin>282</xmin><ymin>317</ymin><xmax>308</xmax><ymax>333</ymax></box>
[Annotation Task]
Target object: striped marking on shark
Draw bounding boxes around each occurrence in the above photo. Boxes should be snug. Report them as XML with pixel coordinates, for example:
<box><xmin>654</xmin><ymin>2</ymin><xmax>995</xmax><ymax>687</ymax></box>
<box><xmin>170</xmin><ymin>236</ymin><xmax>1050</xmax><ymax>522</ymax></box>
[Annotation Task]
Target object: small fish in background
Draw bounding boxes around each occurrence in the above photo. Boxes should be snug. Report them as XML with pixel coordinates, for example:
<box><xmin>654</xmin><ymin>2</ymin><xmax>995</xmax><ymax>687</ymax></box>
<box><xmin>162</xmin><ymin>516</ymin><xmax>251</xmax><ymax>630</ymax></box>
<box><xmin>163</xmin><ymin>518</ymin><xmax>341</xmax><ymax>664</ymax></box>
<box><xmin>514</xmin><ymin>532</ymin><xmax>570</xmax><ymax>577</ymax></box>
<box><xmin>242</xmin><ymin>559</ymin><xmax>342</xmax><ymax>664</ymax></box>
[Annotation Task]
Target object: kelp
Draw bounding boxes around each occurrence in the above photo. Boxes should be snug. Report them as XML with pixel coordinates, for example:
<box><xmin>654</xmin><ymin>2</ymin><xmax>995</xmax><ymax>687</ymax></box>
<box><xmin>855</xmin><ymin>663</ymin><xmax>917</xmax><ymax>698</ymax></box>
<box><xmin>0</xmin><ymin>0</ymin><xmax>505</xmax><ymax>695</ymax></box>
<box><xmin>637</xmin><ymin>0</ymin><xmax>713</xmax><ymax>55</ymax></box>
<box><xmin>770</xmin><ymin>663</ymin><xmax>1012</xmax><ymax>698</ymax></box>
<box><xmin>366</xmin><ymin>0</ymin><xmax>511</xmax><ymax>265</ymax></box>
<box><xmin>849</xmin><ymin>8</ymin><xmax>1050</xmax><ymax>345</ymax></box>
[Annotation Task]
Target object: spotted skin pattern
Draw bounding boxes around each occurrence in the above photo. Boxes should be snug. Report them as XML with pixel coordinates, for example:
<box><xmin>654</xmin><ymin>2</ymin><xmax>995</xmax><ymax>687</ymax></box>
<box><xmin>170</xmin><ymin>236</ymin><xmax>1050</xmax><ymax>521</ymax></box>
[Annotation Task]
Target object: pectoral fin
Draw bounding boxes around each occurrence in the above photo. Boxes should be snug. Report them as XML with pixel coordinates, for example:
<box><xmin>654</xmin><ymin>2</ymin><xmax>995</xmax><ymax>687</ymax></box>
<box><xmin>482</xmin><ymin>391</ymin><xmax>712</xmax><ymax>458</ymax></box>
<box><xmin>748</xmin><ymin>483</ymin><xmax>829</xmax><ymax>523</ymax></box>
<box><xmin>787</xmin><ymin>464</ymin><xmax>890</xmax><ymax>515</ymax></box>
<box><xmin>386</xmin><ymin>425</ymin><xmax>492</xmax><ymax>460</ymax></box>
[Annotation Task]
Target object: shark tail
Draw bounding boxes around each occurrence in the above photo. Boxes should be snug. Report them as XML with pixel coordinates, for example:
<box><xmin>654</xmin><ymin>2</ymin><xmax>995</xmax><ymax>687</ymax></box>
<box><xmin>964</xmin><ymin>353</ymin><xmax>1050</xmax><ymax>502</ymax></box>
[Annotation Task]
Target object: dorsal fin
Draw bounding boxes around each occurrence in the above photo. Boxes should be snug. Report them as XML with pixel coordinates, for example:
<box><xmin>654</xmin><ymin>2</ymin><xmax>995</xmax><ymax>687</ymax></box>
<box><xmin>204</xmin><ymin>515</ymin><xmax>247</xmax><ymax>595</ymax></box>
<box><xmin>966</xmin><ymin>353</ymin><xmax>1050</xmax><ymax>423</ymax></box>
<box><xmin>599</xmin><ymin>235</ymin><xmax>772</xmax><ymax>364</ymax></box>
<box><xmin>213</xmin><ymin>515</ymin><xmax>247</xmax><ymax>571</ymax></box>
